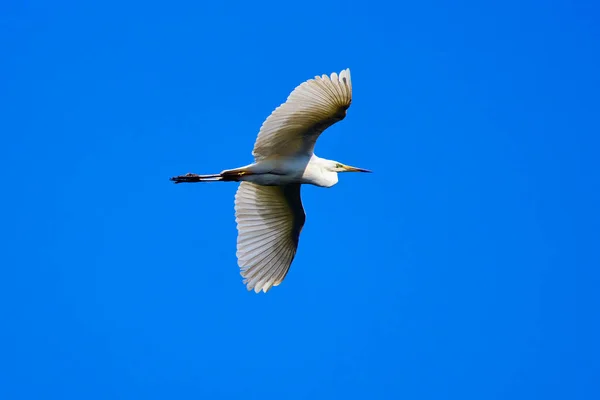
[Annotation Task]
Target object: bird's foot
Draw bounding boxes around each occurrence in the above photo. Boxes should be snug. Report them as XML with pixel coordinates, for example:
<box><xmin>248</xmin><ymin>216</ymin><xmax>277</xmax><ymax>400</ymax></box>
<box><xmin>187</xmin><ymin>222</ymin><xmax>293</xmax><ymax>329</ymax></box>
<box><xmin>170</xmin><ymin>173</ymin><xmax>201</xmax><ymax>184</ymax></box>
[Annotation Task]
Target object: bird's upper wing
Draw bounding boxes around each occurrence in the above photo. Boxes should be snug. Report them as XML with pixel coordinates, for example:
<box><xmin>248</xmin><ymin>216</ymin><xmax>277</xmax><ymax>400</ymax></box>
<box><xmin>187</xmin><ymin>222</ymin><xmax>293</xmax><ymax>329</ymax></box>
<box><xmin>234</xmin><ymin>182</ymin><xmax>306</xmax><ymax>293</ymax></box>
<box><xmin>252</xmin><ymin>69</ymin><xmax>352</xmax><ymax>160</ymax></box>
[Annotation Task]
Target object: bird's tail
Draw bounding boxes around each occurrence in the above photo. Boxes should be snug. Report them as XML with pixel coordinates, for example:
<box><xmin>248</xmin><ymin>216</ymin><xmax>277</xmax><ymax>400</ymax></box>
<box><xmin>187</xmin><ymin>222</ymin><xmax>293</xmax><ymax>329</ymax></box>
<box><xmin>170</xmin><ymin>173</ymin><xmax>224</xmax><ymax>184</ymax></box>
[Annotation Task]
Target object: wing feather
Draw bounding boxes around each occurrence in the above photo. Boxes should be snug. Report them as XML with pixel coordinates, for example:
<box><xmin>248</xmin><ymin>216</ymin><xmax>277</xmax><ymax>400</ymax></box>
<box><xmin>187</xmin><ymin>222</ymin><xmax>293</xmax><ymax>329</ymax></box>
<box><xmin>234</xmin><ymin>182</ymin><xmax>306</xmax><ymax>293</ymax></box>
<box><xmin>252</xmin><ymin>69</ymin><xmax>352</xmax><ymax>160</ymax></box>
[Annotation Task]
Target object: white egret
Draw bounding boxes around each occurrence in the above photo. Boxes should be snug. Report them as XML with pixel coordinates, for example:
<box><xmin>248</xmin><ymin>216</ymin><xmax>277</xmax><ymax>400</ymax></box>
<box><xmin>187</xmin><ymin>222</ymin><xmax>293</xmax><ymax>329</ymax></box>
<box><xmin>171</xmin><ymin>68</ymin><xmax>370</xmax><ymax>293</ymax></box>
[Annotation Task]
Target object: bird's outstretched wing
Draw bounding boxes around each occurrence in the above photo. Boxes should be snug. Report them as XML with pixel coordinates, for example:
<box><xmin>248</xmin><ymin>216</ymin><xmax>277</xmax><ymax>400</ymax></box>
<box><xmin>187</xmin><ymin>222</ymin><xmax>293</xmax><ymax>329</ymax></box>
<box><xmin>252</xmin><ymin>69</ymin><xmax>352</xmax><ymax>160</ymax></box>
<box><xmin>234</xmin><ymin>182</ymin><xmax>306</xmax><ymax>293</ymax></box>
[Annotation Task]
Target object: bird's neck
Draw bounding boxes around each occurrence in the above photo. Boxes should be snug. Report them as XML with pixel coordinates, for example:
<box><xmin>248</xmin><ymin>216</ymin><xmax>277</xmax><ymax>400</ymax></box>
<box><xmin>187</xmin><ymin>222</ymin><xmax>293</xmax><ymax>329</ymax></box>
<box><xmin>308</xmin><ymin>155</ymin><xmax>338</xmax><ymax>188</ymax></box>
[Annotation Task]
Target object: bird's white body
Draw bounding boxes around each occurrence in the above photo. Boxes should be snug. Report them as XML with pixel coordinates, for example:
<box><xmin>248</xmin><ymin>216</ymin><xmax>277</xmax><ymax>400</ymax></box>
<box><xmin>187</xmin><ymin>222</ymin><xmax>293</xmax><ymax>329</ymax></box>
<box><xmin>229</xmin><ymin>154</ymin><xmax>339</xmax><ymax>188</ymax></box>
<box><xmin>172</xmin><ymin>68</ymin><xmax>369</xmax><ymax>293</ymax></box>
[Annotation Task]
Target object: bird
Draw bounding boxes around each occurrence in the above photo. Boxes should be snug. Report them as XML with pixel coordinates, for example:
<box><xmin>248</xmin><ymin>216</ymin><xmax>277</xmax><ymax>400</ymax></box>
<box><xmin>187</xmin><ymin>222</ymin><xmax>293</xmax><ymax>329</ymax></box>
<box><xmin>170</xmin><ymin>68</ymin><xmax>370</xmax><ymax>293</ymax></box>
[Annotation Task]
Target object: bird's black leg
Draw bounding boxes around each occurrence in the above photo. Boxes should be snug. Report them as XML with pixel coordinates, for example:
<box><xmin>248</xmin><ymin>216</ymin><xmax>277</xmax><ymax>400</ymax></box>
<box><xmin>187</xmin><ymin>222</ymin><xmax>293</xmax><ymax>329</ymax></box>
<box><xmin>170</xmin><ymin>173</ymin><xmax>221</xmax><ymax>183</ymax></box>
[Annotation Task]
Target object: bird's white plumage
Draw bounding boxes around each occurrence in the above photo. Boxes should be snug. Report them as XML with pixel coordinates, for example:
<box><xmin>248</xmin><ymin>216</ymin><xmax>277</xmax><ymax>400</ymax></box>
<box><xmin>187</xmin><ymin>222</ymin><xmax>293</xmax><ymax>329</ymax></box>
<box><xmin>232</xmin><ymin>69</ymin><xmax>352</xmax><ymax>292</ymax></box>
<box><xmin>252</xmin><ymin>69</ymin><xmax>352</xmax><ymax>160</ymax></box>
<box><xmin>171</xmin><ymin>68</ymin><xmax>368</xmax><ymax>294</ymax></box>
<box><xmin>235</xmin><ymin>182</ymin><xmax>306</xmax><ymax>293</ymax></box>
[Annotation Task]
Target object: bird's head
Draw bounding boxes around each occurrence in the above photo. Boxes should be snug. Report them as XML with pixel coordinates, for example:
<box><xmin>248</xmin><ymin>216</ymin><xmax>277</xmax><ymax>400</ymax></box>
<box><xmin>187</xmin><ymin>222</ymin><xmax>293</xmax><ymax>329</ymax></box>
<box><xmin>328</xmin><ymin>160</ymin><xmax>371</xmax><ymax>174</ymax></box>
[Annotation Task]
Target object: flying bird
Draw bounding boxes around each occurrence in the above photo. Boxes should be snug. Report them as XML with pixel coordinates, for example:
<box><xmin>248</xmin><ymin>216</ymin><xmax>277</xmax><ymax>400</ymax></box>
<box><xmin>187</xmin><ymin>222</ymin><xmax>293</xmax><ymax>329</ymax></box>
<box><xmin>171</xmin><ymin>68</ymin><xmax>370</xmax><ymax>293</ymax></box>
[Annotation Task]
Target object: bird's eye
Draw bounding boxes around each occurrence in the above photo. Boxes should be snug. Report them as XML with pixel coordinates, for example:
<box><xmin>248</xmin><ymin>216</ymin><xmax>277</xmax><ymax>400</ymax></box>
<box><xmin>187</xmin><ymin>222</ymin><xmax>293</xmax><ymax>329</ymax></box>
<box><xmin>335</xmin><ymin>163</ymin><xmax>343</xmax><ymax>169</ymax></box>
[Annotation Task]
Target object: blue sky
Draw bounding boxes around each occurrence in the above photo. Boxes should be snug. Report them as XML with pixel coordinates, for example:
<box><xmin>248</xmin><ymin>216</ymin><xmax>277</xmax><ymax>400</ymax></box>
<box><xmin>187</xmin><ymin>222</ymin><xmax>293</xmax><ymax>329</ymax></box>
<box><xmin>2</xmin><ymin>1</ymin><xmax>599</xmax><ymax>399</ymax></box>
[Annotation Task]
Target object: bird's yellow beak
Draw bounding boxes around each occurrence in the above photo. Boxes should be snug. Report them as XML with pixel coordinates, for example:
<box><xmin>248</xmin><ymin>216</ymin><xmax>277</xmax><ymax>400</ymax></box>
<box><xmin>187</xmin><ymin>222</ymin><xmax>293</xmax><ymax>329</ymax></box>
<box><xmin>343</xmin><ymin>164</ymin><xmax>372</xmax><ymax>173</ymax></box>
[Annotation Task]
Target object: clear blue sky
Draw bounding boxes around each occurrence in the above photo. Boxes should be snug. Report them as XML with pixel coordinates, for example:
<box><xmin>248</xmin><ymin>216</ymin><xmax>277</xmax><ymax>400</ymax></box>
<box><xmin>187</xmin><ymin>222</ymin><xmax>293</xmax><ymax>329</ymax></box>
<box><xmin>2</xmin><ymin>1</ymin><xmax>599</xmax><ymax>399</ymax></box>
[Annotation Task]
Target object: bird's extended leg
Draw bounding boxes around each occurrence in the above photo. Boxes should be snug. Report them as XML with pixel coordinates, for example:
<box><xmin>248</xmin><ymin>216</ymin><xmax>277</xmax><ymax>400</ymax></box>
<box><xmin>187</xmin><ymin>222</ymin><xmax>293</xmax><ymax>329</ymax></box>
<box><xmin>170</xmin><ymin>173</ymin><xmax>223</xmax><ymax>184</ymax></box>
<box><xmin>170</xmin><ymin>168</ymin><xmax>254</xmax><ymax>184</ymax></box>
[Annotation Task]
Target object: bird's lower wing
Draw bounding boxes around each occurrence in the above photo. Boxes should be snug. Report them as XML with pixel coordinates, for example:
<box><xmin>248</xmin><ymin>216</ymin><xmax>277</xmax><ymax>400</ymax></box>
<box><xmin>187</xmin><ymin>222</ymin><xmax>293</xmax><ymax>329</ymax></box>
<box><xmin>234</xmin><ymin>182</ymin><xmax>306</xmax><ymax>293</ymax></box>
<box><xmin>252</xmin><ymin>69</ymin><xmax>352</xmax><ymax>160</ymax></box>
